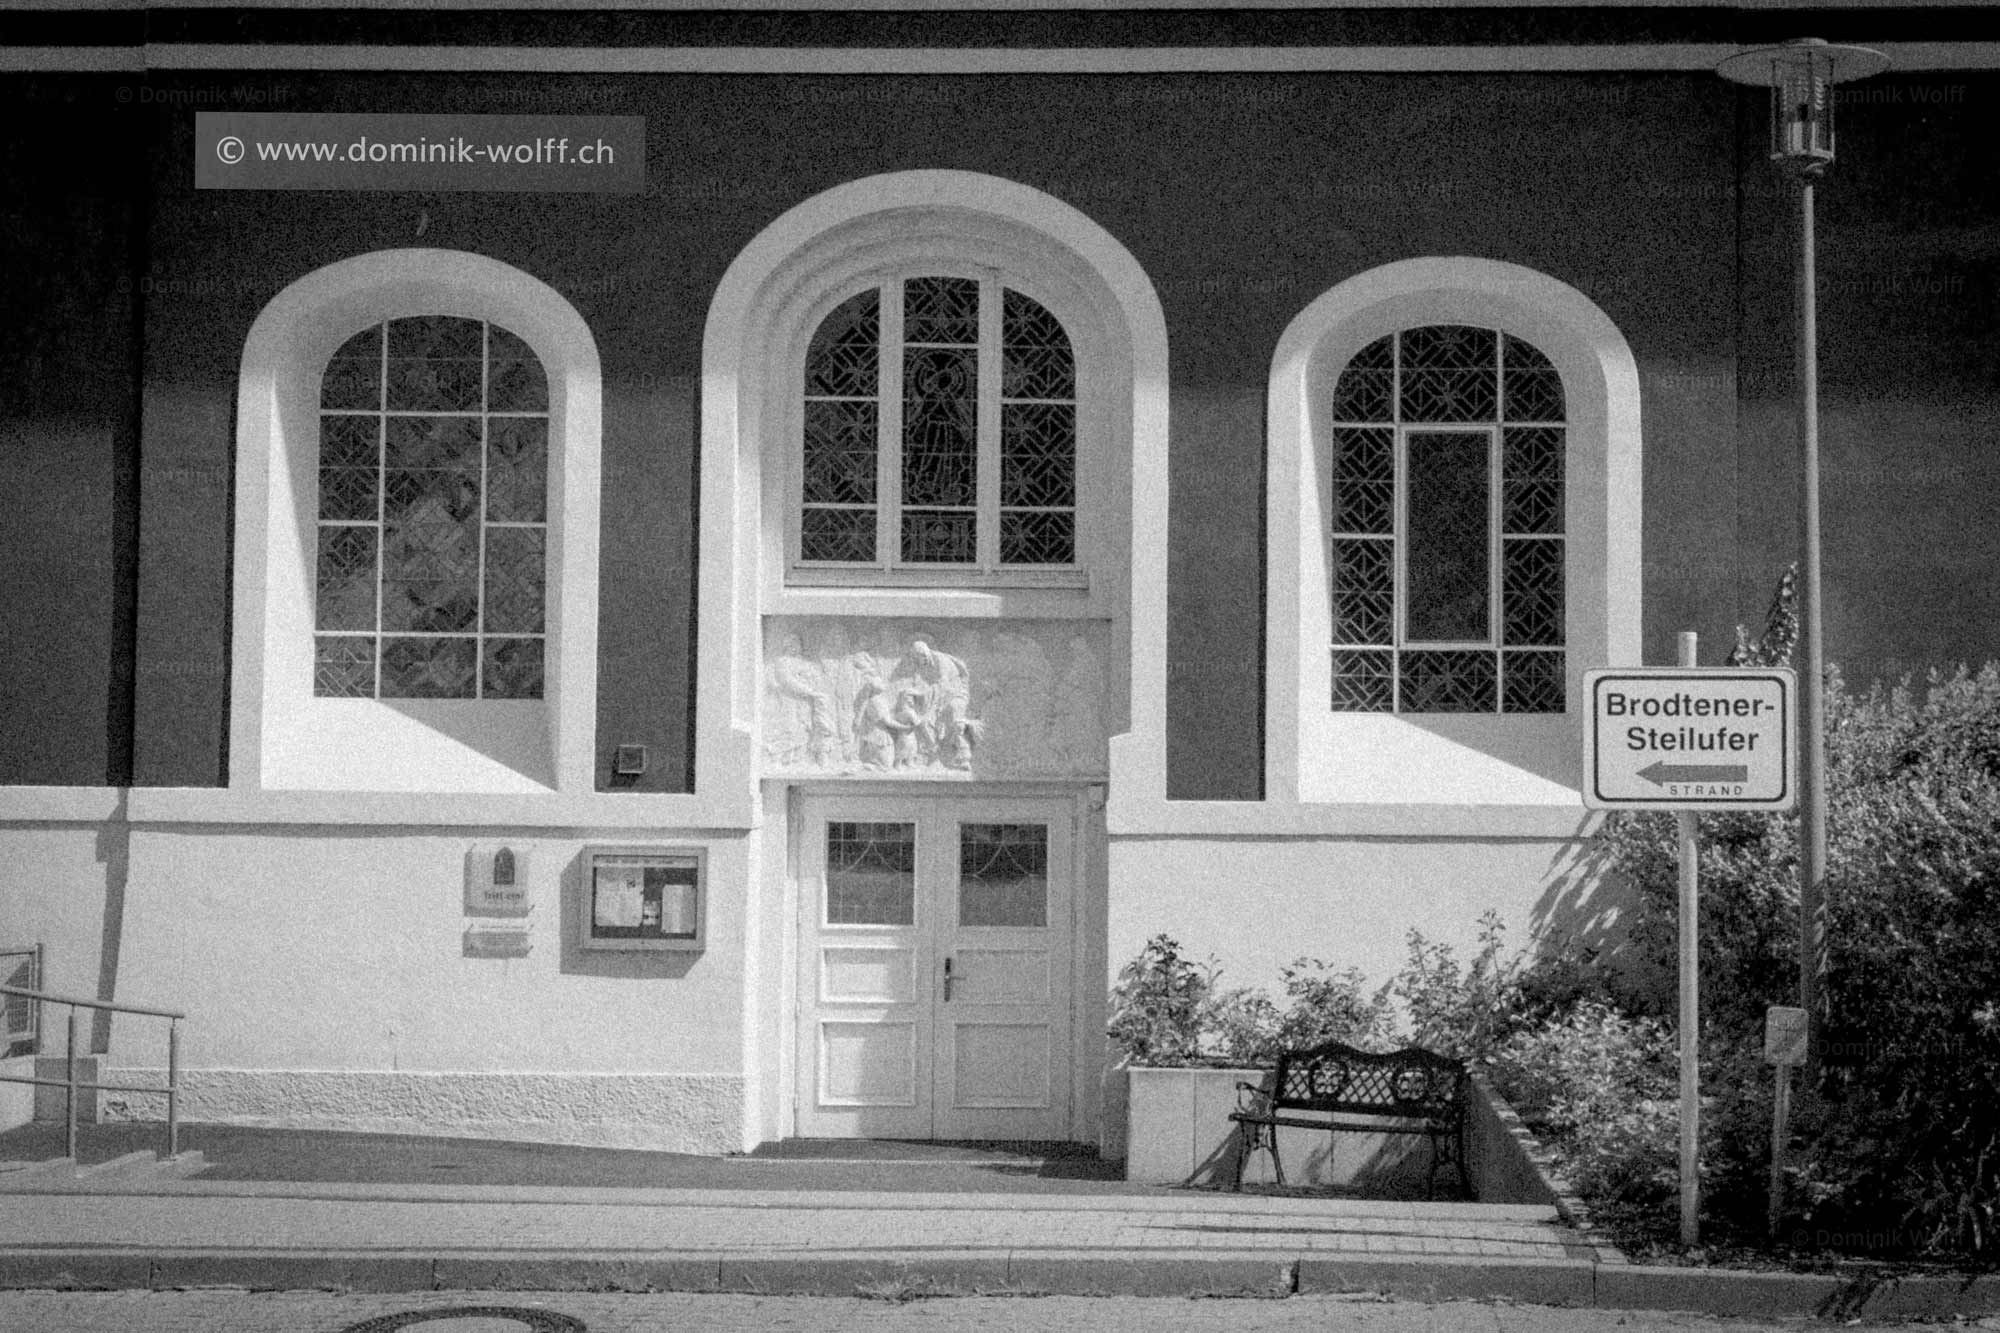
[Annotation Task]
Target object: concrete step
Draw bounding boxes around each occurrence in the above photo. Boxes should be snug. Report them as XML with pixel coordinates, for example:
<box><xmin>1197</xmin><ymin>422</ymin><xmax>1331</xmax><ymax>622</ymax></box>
<box><xmin>0</xmin><ymin>1150</ymin><xmax>206</xmax><ymax>1187</ymax></box>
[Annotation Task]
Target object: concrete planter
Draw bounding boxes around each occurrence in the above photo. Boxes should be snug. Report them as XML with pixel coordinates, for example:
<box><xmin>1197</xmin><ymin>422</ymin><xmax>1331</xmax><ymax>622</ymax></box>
<box><xmin>1121</xmin><ymin>1063</ymin><xmax>1435</xmax><ymax>1189</ymax></box>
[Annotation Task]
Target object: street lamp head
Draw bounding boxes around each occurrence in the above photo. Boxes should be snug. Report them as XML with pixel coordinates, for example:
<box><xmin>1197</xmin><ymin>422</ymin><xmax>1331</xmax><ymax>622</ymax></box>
<box><xmin>1717</xmin><ymin>38</ymin><xmax>1890</xmax><ymax>176</ymax></box>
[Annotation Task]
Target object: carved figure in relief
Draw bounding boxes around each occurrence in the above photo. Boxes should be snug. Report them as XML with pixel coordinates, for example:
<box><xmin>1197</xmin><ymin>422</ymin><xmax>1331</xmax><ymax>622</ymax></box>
<box><xmin>912</xmin><ymin>640</ymin><xmax>983</xmax><ymax>769</ymax></box>
<box><xmin>767</xmin><ymin>632</ymin><xmax>838</xmax><ymax>767</ymax></box>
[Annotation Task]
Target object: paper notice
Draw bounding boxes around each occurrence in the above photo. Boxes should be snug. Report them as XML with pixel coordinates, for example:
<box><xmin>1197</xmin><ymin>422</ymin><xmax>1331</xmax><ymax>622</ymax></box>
<box><xmin>594</xmin><ymin>866</ymin><xmax>644</xmax><ymax>928</ymax></box>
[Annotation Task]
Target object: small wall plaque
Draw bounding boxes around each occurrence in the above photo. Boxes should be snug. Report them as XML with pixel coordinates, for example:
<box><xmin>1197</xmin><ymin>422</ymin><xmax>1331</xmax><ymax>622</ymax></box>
<box><xmin>580</xmin><ymin>846</ymin><xmax>705</xmax><ymax>952</ymax></box>
<box><xmin>466</xmin><ymin>845</ymin><xmax>532</xmax><ymax>916</ymax></box>
<box><xmin>463</xmin><ymin>927</ymin><xmax>532</xmax><ymax>959</ymax></box>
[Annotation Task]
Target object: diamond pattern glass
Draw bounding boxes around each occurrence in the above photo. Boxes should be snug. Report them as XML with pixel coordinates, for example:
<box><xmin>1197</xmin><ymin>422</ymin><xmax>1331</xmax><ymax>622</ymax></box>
<box><xmin>1000</xmin><ymin>511</ymin><xmax>1074</xmax><ymax>565</ymax></box>
<box><xmin>386</xmin><ymin>315</ymin><xmax>484</xmax><ymax>412</ymax></box>
<box><xmin>1405</xmin><ymin>432</ymin><xmax>1491</xmax><ymax>643</ymax></box>
<box><xmin>482</xmin><ymin>637</ymin><xmax>544</xmax><ymax>700</ymax></box>
<box><xmin>313</xmin><ymin>317</ymin><xmax>548</xmax><ymax>698</ymax></box>
<box><xmin>959</xmin><ymin>823</ymin><xmax>1048</xmax><ymax>928</ymax></box>
<box><xmin>1399</xmin><ymin>325</ymin><xmax>1496</xmax><ymax>423</ymax></box>
<box><xmin>487</xmin><ymin>417</ymin><xmax>548</xmax><ymax>523</ymax></box>
<box><xmin>806</xmin><ymin>289</ymin><xmax>880</xmax><ymax>398</ymax></box>
<box><xmin>803</xmin><ymin>400</ymin><xmax>878</xmax><ymax>505</ymax></box>
<box><xmin>1002</xmin><ymin>289</ymin><xmax>1074</xmax><ymax>400</ymax></box>
<box><xmin>1330</xmin><ymin>427</ymin><xmax>1394</xmax><ymax>535</ymax></box>
<box><xmin>1329</xmin><ymin>325</ymin><xmax>1565</xmax><ymax>714</ymax></box>
<box><xmin>904</xmin><ymin>276</ymin><xmax>979</xmax><ymax>346</ymax></box>
<box><xmin>1332</xmin><ymin>334</ymin><xmax>1393</xmax><ymax>423</ymax></box>
<box><xmin>801</xmin><ymin>508</ymin><xmax>876</xmax><ymax>563</ymax></box>
<box><xmin>1503</xmin><ymin>650</ymin><xmax>1565</xmax><ymax>713</ymax></box>
<box><xmin>1502</xmin><ymin>538</ymin><xmax>1563</xmax><ymax>646</ymax></box>
<box><xmin>484</xmin><ymin>526</ymin><xmax>546</xmax><ymax>633</ymax></box>
<box><xmin>314</xmin><ymin>635</ymin><xmax>375</xmax><ymax>697</ymax></box>
<box><xmin>1000</xmin><ymin>404</ymin><xmax>1076</xmax><ymax>508</ymax></box>
<box><xmin>1502</xmin><ymin>427</ymin><xmax>1565</xmax><ymax>535</ymax></box>
<box><xmin>1332</xmin><ymin>537</ymin><xmax>1395</xmax><ymax>645</ymax></box>
<box><xmin>826</xmin><ymin>821</ymin><xmax>917</xmax><ymax>927</ymax></box>
<box><xmin>487</xmin><ymin>326</ymin><xmax>548</xmax><ymax>412</ymax></box>
<box><xmin>380</xmin><ymin>636</ymin><xmax>477</xmax><ymax>699</ymax></box>
<box><xmin>321</xmin><ymin>325</ymin><xmax>381</xmax><ymax>410</ymax></box>
<box><xmin>1400</xmin><ymin>649</ymin><xmax>1497</xmax><ymax>712</ymax></box>
<box><xmin>1331</xmin><ymin>648</ymin><xmax>1395</xmax><ymax>712</ymax></box>
<box><xmin>315</xmin><ymin>527</ymin><xmax>379</xmax><ymax>631</ymax></box>
<box><xmin>1502</xmin><ymin>335</ymin><xmax>1565</xmax><ymax>423</ymax></box>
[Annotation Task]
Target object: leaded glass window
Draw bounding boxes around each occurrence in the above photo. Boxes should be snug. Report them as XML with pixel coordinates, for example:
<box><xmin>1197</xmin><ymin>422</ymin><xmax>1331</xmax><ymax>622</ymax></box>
<box><xmin>313</xmin><ymin>315</ymin><xmax>549</xmax><ymax>700</ymax></box>
<box><xmin>1329</xmin><ymin>326</ymin><xmax>1565</xmax><ymax>714</ymax></box>
<box><xmin>800</xmin><ymin>276</ymin><xmax>1077</xmax><ymax>572</ymax></box>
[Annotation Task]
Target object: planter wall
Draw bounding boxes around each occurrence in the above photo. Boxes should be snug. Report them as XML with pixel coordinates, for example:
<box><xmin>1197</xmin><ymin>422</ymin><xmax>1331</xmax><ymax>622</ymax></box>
<box><xmin>1123</xmin><ymin>1064</ymin><xmax>1432</xmax><ymax>1189</ymax></box>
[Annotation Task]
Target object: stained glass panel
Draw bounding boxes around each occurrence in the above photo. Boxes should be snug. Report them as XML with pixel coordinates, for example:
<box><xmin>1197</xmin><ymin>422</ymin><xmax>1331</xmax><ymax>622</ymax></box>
<box><xmin>381</xmin><ymin>481</ymin><xmax>479</xmax><ymax>633</ymax></box>
<box><xmin>1501</xmin><ymin>426</ymin><xmax>1564</xmax><ymax>536</ymax></box>
<box><xmin>903</xmin><ymin>346</ymin><xmax>977</xmax><ymax>507</ymax></box>
<box><xmin>318</xmin><ymin>415</ymin><xmax>379</xmax><ymax>522</ymax></box>
<box><xmin>1331</xmin><ymin>648</ymin><xmax>1394</xmax><ymax>712</ymax></box>
<box><xmin>1405</xmin><ymin>432</ymin><xmax>1491</xmax><ymax>642</ymax></box>
<box><xmin>1502</xmin><ymin>538</ymin><xmax>1563</xmax><ymax>646</ymax></box>
<box><xmin>386</xmin><ymin>315</ymin><xmax>484</xmax><ymax>413</ymax></box>
<box><xmin>826</xmin><ymin>821</ymin><xmax>916</xmax><ymax>927</ymax></box>
<box><xmin>803</xmin><ymin>400</ymin><xmax>878</xmax><ymax>505</ymax></box>
<box><xmin>314</xmin><ymin>635</ymin><xmax>375</xmax><ymax>697</ymax></box>
<box><xmin>321</xmin><ymin>325</ymin><xmax>381</xmax><ymax>411</ymax></box>
<box><xmin>484</xmin><ymin>527</ymin><xmax>546</xmax><ymax>634</ymax></box>
<box><xmin>1002</xmin><ymin>289</ymin><xmax>1074</xmax><ymax>400</ymax></box>
<box><xmin>959</xmin><ymin>823</ymin><xmax>1048</xmax><ymax>928</ymax></box>
<box><xmin>1503</xmin><ymin>650</ymin><xmax>1565</xmax><ymax>713</ymax></box>
<box><xmin>1331</xmin><ymin>537</ymin><xmax>1395</xmax><ymax>645</ymax></box>
<box><xmin>1502</xmin><ymin>335</ymin><xmax>1565</xmax><ymax>423</ymax></box>
<box><xmin>806</xmin><ymin>289</ymin><xmax>880</xmax><ymax>398</ymax></box>
<box><xmin>802</xmin><ymin>508</ymin><xmax>876</xmax><ymax>563</ymax></box>
<box><xmin>1332</xmin><ymin>334</ymin><xmax>1394</xmax><ymax>423</ymax></box>
<box><xmin>1000</xmin><ymin>511</ymin><xmax>1074</xmax><ymax>565</ymax></box>
<box><xmin>902</xmin><ymin>510</ymin><xmax>976</xmax><ymax>564</ymax></box>
<box><xmin>1330</xmin><ymin>427</ymin><xmax>1394</xmax><ymax>535</ymax></box>
<box><xmin>904</xmin><ymin>276</ymin><xmax>979</xmax><ymax>345</ymax></box>
<box><xmin>487</xmin><ymin>417</ymin><xmax>548</xmax><ymax>523</ymax></box>
<box><xmin>487</xmin><ymin>326</ymin><xmax>548</xmax><ymax>412</ymax></box>
<box><xmin>482</xmin><ymin>637</ymin><xmax>545</xmax><ymax>700</ymax></box>
<box><xmin>379</xmin><ymin>636</ymin><xmax>477</xmax><ymax>699</ymax></box>
<box><xmin>315</xmin><ymin>527</ymin><xmax>378</xmax><ymax>631</ymax></box>
<box><xmin>1399</xmin><ymin>325</ymin><xmax>1496</xmax><ymax>423</ymax></box>
<box><xmin>1000</xmin><ymin>403</ymin><xmax>1075</xmax><ymax>508</ymax></box>
<box><xmin>1400</xmin><ymin>649</ymin><xmax>1497</xmax><ymax>712</ymax></box>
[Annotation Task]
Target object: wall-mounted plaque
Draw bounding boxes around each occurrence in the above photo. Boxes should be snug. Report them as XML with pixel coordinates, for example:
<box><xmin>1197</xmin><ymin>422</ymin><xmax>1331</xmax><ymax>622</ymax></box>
<box><xmin>465</xmin><ymin>845</ymin><xmax>532</xmax><ymax>916</ymax></box>
<box><xmin>579</xmin><ymin>846</ymin><xmax>705</xmax><ymax>952</ymax></box>
<box><xmin>463</xmin><ymin>927</ymin><xmax>532</xmax><ymax>959</ymax></box>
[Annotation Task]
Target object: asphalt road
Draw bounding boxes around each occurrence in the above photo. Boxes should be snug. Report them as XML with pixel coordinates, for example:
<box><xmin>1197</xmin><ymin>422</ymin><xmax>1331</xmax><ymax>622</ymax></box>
<box><xmin>0</xmin><ymin>1291</ymin><xmax>1980</xmax><ymax>1333</ymax></box>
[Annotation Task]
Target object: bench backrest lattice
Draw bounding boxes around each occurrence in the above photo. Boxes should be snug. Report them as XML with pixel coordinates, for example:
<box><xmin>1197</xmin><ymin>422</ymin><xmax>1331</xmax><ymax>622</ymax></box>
<box><xmin>1272</xmin><ymin>1042</ymin><xmax>1464</xmax><ymax>1118</ymax></box>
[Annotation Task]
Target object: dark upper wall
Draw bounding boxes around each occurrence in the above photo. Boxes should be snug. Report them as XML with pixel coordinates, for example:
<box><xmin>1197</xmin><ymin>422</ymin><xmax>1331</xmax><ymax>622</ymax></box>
<box><xmin>3</xmin><ymin>63</ymin><xmax>1994</xmax><ymax>797</ymax></box>
<box><xmin>0</xmin><ymin>75</ymin><xmax>141</xmax><ymax>787</ymax></box>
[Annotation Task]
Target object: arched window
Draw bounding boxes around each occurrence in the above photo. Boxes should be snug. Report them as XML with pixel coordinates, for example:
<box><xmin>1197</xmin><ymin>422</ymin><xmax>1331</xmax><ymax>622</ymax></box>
<box><xmin>1327</xmin><ymin>324</ymin><xmax>1566</xmax><ymax>714</ymax></box>
<box><xmin>798</xmin><ymin>275</ymin><xmax>1078</xmax><ymax>573</ymax></box>
<box><xmin>314</xmin><ymin>315</ymin><xmax>550</xmax><ymax>700</ymax></box>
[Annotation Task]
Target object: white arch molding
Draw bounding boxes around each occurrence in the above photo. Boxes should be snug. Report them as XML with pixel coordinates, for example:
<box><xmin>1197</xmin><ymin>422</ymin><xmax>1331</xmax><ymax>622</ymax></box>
<box><xmin>1266</xmin><ymin>256</ymin><xmax>1643</xmax><ymax>809</ymax></box>
<box><xmin>230</xmin><ymin>248</ymin><xmax>603</xmax><ymax>794</ymax></box>
<box><xmin>697</xmin><ymin>170</ymin><xmax>1172</xmax><ymax>810</ymax></box>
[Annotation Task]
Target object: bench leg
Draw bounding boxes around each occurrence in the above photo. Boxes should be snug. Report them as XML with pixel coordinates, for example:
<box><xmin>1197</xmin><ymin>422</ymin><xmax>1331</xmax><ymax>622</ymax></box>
<box><xmin>1232</xmin><ymin>1120</ymin><xmax>1283</xmax><ymax>1191</ymax></box>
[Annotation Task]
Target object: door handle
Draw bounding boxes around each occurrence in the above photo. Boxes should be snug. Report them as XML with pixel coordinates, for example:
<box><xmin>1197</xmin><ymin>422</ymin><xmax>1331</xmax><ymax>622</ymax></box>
<box><xmin>943</xmin><ymin>956</ymin><xmax>953</xmax><ymax>1002</ymax></box>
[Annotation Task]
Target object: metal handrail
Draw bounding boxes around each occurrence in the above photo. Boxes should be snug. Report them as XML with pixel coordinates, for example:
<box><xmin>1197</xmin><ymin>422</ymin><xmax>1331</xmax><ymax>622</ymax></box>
<box><xmin>0</xmin><ymin>984</ymin><xmax>185</xmax><ymax>1161</ymax></box>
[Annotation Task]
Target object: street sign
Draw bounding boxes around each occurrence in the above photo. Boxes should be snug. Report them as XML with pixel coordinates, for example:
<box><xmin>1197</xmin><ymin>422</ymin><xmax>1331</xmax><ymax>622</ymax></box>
<box><xmin>1584</xmin><ymin>668</ymin><xmax>1797</xmax><ymax>810</ymax></box>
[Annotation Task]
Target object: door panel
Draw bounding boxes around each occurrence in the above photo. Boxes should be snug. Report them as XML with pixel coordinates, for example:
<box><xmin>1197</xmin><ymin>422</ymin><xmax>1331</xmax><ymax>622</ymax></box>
<box><xmin>796</xmin><ymin>794</ymin><xmax>1073</xmax><ymax>1140</ymax></box>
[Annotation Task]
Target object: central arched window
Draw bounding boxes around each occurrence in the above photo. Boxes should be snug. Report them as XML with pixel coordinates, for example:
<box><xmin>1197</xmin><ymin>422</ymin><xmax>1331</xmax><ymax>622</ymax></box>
<box><xmin>1328</xmin><ymin>324</ymin><xmax>1566</xmax><ymax>714</ymax></box>
<box><xmin>314</xmin><ymin>315</ymin><xmax>549</xmax><ymax>700</ymax></box>
<box><xmin>797</xmin><ymin>274</ymin><xmax>1077</xmax><ymax>573</ymax></box>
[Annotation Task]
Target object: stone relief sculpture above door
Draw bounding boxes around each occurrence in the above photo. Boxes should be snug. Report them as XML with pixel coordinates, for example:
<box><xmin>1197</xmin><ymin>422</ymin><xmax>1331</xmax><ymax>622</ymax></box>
<box><xmin>762</xmin><ymin>620</ymin><xmax>1107</xmax><ymax>779</ymax></box>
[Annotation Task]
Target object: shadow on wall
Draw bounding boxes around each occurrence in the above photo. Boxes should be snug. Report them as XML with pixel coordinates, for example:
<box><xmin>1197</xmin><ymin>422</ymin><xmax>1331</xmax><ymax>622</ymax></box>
<box><xmin>91</xmin><ymin>788</ymin><xmax>132</xmax><ymax>1054</ymax></box>
<box><xmin>1529</xmin><ymin>833</ymin><xmax>1647</xmax><ymax>992</ymax></box>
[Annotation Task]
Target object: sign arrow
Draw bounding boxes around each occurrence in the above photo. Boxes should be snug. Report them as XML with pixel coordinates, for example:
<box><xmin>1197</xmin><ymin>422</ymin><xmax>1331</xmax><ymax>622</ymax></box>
<box><xmin>1638</xmin><ymin>762</ymin><xmax>1749</xmax><ymax>786</ymax></box>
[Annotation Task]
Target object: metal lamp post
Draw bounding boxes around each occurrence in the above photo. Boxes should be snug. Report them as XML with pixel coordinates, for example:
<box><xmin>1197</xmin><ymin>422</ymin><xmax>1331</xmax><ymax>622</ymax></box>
<box><xmin>1716</xmin><ymin>39</ymin><xmax>1888</xmax><ymax>1076</ymax></box>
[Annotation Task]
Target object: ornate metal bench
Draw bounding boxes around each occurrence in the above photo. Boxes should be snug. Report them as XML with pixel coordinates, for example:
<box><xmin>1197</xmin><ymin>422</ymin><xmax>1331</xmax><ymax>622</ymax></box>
<box><xmin>1227</xmin><ymin>1040</ymin><xmax>1469</xmax><ymax>1197</ymax></box>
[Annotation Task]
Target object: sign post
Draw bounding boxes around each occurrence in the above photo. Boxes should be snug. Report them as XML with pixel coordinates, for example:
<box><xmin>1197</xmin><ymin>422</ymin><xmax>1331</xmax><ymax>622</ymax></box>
<box><xmin>1586</xmin><ymin>644</ymin><xmax>1797</xmax><ymax>1248</ymax></box>
<box><xmin>1764</xmin><ymin>1004</ymin><xmax>1808</xmax><ymax>1237</ymax></box>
